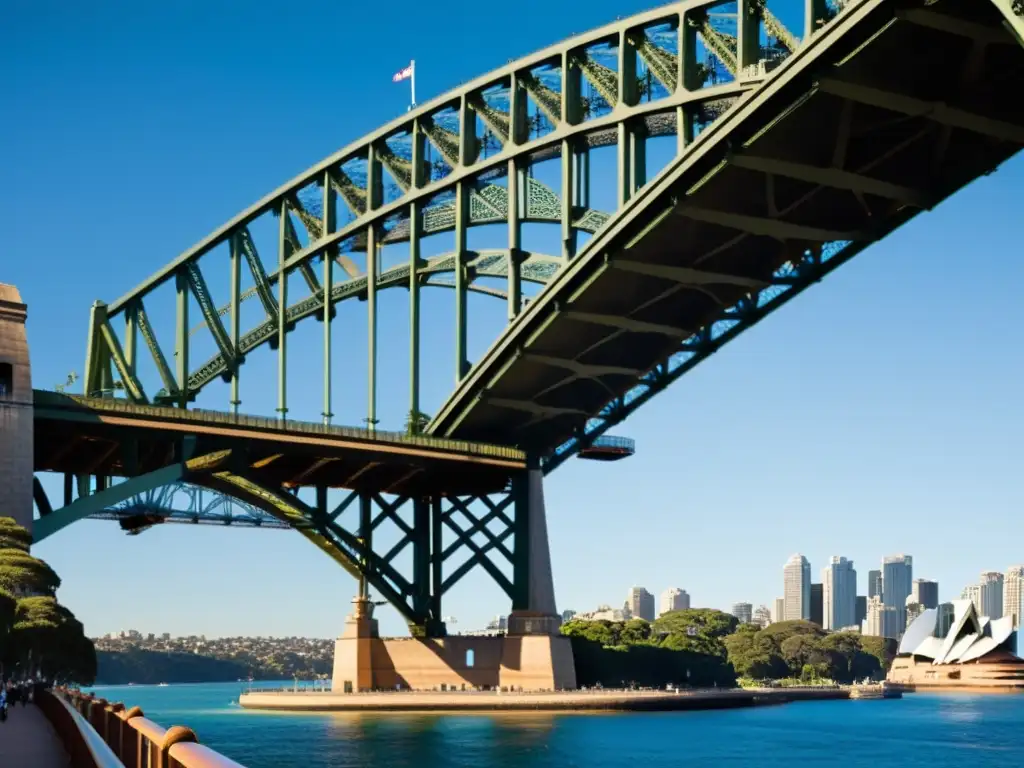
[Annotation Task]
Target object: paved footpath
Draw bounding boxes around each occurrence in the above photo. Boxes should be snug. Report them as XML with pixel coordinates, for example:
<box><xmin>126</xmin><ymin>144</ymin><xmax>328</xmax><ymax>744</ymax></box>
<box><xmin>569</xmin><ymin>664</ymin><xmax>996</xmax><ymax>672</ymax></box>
<box><xmin>0</xmin><ymin>702</ymin><xmax>71</xmax><ymax>767</ymax></box>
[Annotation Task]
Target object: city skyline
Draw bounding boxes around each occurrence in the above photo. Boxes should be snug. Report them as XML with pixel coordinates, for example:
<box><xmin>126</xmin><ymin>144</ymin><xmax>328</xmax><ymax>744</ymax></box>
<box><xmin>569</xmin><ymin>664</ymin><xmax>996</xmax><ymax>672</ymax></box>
<box><xmin>9</xmin><ymin>0</ymin><xmax>1024</xmax><ymax>640</ymax></box>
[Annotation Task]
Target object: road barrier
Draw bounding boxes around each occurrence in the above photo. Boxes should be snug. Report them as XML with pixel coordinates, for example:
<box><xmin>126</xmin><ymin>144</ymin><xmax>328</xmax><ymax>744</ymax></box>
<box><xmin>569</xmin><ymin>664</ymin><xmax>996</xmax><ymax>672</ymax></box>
<box><xmin>45</xmin><ymin>687</ymin><xmax>245</xmax><ymax>768</ymax></box>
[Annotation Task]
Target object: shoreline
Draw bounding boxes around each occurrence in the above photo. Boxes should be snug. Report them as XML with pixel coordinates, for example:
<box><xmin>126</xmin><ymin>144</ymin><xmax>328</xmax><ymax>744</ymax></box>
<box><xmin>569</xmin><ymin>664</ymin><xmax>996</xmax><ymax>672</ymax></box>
<box><xmin>238</xmin><ymin>687</ymin><xmax>854</xmax><ymax>713</ymax></box>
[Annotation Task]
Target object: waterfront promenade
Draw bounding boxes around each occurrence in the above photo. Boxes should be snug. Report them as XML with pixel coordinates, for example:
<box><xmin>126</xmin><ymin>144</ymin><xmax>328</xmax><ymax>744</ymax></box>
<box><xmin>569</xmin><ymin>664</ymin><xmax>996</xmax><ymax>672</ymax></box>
<box><xmin>0</xmin><ymin>703</ymin><xmax>69</xmax><ymax>767</ymax></box>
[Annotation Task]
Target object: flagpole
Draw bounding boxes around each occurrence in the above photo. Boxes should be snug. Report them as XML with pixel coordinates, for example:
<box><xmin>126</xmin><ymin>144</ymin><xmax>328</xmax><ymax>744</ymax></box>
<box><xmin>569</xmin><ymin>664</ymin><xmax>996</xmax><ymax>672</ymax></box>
<box><xmin>410</xmin><ymin>60</ymin><xmax>416</xmax><ymax>108</ymax></box>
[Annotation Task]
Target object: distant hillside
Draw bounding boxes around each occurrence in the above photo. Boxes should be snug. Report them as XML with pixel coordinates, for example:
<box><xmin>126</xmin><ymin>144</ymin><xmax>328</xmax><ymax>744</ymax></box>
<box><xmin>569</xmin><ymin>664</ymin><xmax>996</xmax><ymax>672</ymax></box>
<box><xmin>96</xmin><ymin>649</ymin><xmax>253</xmax><ymax>685</ymax></box>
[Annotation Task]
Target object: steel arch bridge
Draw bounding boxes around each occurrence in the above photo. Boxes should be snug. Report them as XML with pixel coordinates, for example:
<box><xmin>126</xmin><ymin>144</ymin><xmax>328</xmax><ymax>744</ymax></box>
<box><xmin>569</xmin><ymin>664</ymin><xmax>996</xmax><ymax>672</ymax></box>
<box><xmin>35</xmin><ymin>0</ymin><xmax>1024</xmax><ymax>629</ymax></box>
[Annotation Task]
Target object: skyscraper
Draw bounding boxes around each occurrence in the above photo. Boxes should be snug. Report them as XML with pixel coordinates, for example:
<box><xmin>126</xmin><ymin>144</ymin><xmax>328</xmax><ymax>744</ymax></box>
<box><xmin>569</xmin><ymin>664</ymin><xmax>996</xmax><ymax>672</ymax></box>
<box><xmin>912</xmin><ymin>579</ymin><xmax>939</xmax><ymax>609</ymax></box>
<box><xmin>855</xmin><ymin>595</ymin><xmax>867</xmax><ymax>626</ymax></box>
<box><xmin>784</xmin><ymin>554</ymin><xmax>811</xmax><ymax>621</ymax></box>
<box><xmin>659</xmin><ymin>588</ymin><xmax>690</xmax><ymax>616</ymax></box>
<box><xmin>822</xmin><ymin>556</ymin><xmax>857</xmax><ymax>630</ymax></box>
<box><xmin>882</xmin><ymin>554</ymin><xmax>913</xmax><ymax>634</ymax></box>
<box><xmin>980</xmin><ymin>572</ymin><xmax>1004</xmax><ymax>619</ymax></box>
<box><xmin>810</xmin><ymin>584</ymin><xmax>824</xmax><ymax>627</ymax></box>
<box><xmin>936</xmin><ymin>603</ymin><xmax>955</xmax><ymax>638</ymax></box>
<box><xmin>864</xmin><ymin>595</ymin><xmax>900</xmax><ymax>639</ymax></box>
<box><xmin>731</xmin><ymin>602</ymin><xmax>753</xmax><ymax>624</ymax></box>
<box><xmin>1004</xmin><ymin>566</ymin><xmax>1024</xmax><ymax>629</ymax></box>
<box><xmin>774</xmin><ymin>597</ymin><xmax>785</xmax><ymax>624</ymax></box>
<box><xmin>962</xmin><ymin>584</ymin><xmax>982</xmax><ymax>615</ymax></box>
<box><xmin>629</xmin><ymin>587</ymin><xmax>656</xmax><ymax>621</ymax></box>
<box><xmin>868</xmin><ymin>570</ymin><xmax>883</xmax><ymax>599</ymax></box>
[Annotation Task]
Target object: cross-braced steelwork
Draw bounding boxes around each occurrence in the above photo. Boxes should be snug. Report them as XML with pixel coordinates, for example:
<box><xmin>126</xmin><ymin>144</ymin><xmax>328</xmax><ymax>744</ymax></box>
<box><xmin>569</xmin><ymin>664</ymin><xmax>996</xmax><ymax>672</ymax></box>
<box><xmin>33</xmin><ymin>0</ymin><xmax>1024</xmax><ymax>628</ymax></box>
<box><xmin>89</xmin><ymin>482</ymin><xmax>289</xmax><ymax>534</ymax></box>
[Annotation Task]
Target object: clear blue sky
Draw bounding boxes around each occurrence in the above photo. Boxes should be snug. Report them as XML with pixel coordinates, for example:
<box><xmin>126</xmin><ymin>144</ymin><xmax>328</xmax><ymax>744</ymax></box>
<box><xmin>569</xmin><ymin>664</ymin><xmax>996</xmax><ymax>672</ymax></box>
<box><xmin>4</xmin><ymin>1</ymin><xmax>1023</xmax><ymax>639</ymax></box>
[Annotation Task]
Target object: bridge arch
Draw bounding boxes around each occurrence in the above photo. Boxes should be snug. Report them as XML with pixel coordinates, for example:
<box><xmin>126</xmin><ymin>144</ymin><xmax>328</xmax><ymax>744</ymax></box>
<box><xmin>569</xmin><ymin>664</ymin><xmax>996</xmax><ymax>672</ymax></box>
<box><xmin>80</xmin><ymin>0</ymin><xmax>812</xmax><ymax>427</ymax></box>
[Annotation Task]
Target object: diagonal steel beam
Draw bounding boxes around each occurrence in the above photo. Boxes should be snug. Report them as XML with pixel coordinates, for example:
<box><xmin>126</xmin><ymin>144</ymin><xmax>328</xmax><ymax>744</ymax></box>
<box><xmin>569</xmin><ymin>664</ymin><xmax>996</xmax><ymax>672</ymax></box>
<box><xmin>611</xmin><ymin>259</ymin><xmax>768</xmax><ymax>288</ymax></box>
<box><xmin>817</xmin><ymin>78</ymin><xmax>1024</xmax><ymax>144</ymax></box>
<box><xmin>522</xmin><ymin>352</ymin><xmax>643</xmax><ymax>378</ymax></box>
<box><xmin>989</xmin><ymin>0</ymin><xmax>1024</xmax><ymax>48</ymax></box>
<box><xmin>676</xmin><ymin>204</ymin><xmax>872</xmax><ymax>241</ymax></box>
<box><xmin>897</xmin><ymin>8</ymin><xmax>1016</xmax><ymax>45</ymax></box>
<box><xmin>727</xmin><ymin>154</ymin><xmax>930</xmax><ymax>207</ymax></box>
<box><xmin>565</xmin><ymin>310</ymin><xmax>692</xmax><ymax>337</ymax></box>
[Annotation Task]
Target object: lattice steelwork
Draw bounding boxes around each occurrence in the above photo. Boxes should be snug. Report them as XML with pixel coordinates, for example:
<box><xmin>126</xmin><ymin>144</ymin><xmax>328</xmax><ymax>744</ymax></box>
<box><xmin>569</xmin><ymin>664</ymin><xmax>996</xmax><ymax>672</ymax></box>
<box><xmin>81</xmin><ymin>0</ymin><xmax>822</xmax><ymax>428</ymax></box>
<box><xmin>88</xmin><ymin>482</ymin><xmax>289</xmax><ymax>533</ymax></box>
<box><xmin>58</xmin><ymin>0</ymin><xmax>1024</xmax><ymax>618</ymax></box>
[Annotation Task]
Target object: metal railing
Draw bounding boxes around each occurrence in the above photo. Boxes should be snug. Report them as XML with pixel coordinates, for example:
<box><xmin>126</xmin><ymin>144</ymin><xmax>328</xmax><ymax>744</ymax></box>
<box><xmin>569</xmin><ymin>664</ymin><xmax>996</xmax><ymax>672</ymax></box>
<box><xmin>49</xmin><ymin>687</ymin><xmax>245</xmax><ymax>768</ymax></box>
<box><xmin>34</xmin><ymin>389</ymin><xmax>526</xmax><ymax>461</ymax></box>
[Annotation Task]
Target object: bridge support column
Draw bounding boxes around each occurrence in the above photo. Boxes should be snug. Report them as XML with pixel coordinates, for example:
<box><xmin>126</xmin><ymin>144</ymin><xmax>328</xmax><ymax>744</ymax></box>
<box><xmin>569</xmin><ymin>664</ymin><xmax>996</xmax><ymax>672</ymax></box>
<box><xmin>0</xmin><ymin>283</ymin><xmax>33</xmax><ymax>538</ymax></box>
<box><xmin>504</xmin><ymin>467</ymin><xmax>577</xmax><ymax>690</ymax></box>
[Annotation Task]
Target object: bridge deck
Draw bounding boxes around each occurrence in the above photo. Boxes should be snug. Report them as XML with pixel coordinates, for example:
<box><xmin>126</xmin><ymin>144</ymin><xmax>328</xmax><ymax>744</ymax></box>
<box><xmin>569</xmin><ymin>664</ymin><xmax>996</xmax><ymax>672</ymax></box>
<box><xmin>34</xmin><ymin>390</ymin><xmax>525</xmax><ymax>496</ymax></box>
<box><xmin>432</xmin><ymin>0</ymin><xmax>1024</xmax><ymax>456</ymax></box>
<box><xmin>0</xmin><ymin>703</ymin><xmax>70</xmax><ymax>767</ymax></box>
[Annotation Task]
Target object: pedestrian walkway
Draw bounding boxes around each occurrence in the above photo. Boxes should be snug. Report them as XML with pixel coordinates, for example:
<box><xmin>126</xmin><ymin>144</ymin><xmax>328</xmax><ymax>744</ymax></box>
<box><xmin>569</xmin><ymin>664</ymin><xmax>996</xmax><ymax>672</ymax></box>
<box><xmin>0</xmin><ymin>702</ymin><xmax>71</xmax><ymax>766</ymax></box>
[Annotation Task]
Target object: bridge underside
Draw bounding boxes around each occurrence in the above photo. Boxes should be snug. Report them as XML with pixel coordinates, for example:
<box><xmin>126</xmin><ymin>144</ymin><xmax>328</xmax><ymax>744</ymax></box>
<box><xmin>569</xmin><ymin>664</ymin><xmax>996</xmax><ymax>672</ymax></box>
<box><xmin>433</xmin><ymin>0</ymin><xmax>1024</xmax><ymax>460</ymax></box>
<box><xmin>33</xmin><ymin>391</ymin><xmax>522</xmax><ymax>497</ymax></box>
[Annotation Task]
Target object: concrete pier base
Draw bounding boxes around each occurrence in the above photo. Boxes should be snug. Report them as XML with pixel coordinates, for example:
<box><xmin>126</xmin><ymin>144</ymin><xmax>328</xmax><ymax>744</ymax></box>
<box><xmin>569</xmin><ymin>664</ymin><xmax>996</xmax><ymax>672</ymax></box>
<box><xmin>0</xmin><ymin>283</ymin><xmax>33</xmax><ymax>537</ymax></box>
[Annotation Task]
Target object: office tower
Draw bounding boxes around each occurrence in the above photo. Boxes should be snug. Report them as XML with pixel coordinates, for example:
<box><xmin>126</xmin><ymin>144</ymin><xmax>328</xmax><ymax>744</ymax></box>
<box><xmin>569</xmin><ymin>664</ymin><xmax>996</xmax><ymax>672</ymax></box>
<box><xmin>731</xmin><ymin>602</ymin><xmax>753</xmax><ymax>625</ymax></box>
<box><xmin>783</xmin><ymin>554</ymin><xmax>811</xmax><ymax>620</ymax></box>
<box><xmin>864</xmin><ymin>595</ymin><xmax>900</xmax><ymax>639</ymax></box>
<box><xmin>868</xmin><ymin>570</ymin><xmax>883</xmax><ymax>599</ymax></box>
<box><xmin>962</xmin><ymin>584</ymin><xmax>982</xmax><ymax>615</ymax></box>
<box><xmin>753</xmin><ymin>605</ymin><xmax>772</xmax><ymax>628</ymax></box>
<box><xmin>810</xmin><ymin>584</ymin><xmax>824</xmax><ymax>626</ymax></box>
<box><xmin>822</xmin><ymin>556</ymin><xmax>857</xmax><ymax>630</ymax></box>
<box><xmin>774</xmin><ymin>597</ymin><xmax>786</xmax><ymax>624</ymax></box>
<box><xmin>629</xmin><ymin>587</ymin><xmax>655</xmax><ymax>621</ymax></box>
<box><xmin>855</xmin><ymin>596</ymin><xmax>867</xmax><ymax>626</ymax></box>
<box><xmin>882</xmin><ymin>554</ymin><xmax>913</xmax><ymax>634</ymax></box>
<box><xmin>905</xmin><ymin>597</ymin><xmax>925</xmax><ymax>627</ymax></box>
<box><xmin>936</xmin><ymin>603</ymin><xmax>955</xmax><ymax>638</ymax></box>
<box><xmin>660</xmin><ymin>588</ymin><xmax>690</xmax><ymax>616</ymax></box>
<box><xmin>980</xmin><ymin>572</ymin><xmax>1004</xmax><ymax>619</ymax></box>
<box><xmin>561</xmin><ymin>610</ymin><xmax>576</xmax><ymax>622</ymax></box>
<box><xmin>1004</xmin><ymin>566</ymin><xmax>1024</xmax><ymax>629</ymax></box>
<box><xmin>912</xmin><ymin>579</ymin><xmax>939</xmax><ymax>609</ymax></box>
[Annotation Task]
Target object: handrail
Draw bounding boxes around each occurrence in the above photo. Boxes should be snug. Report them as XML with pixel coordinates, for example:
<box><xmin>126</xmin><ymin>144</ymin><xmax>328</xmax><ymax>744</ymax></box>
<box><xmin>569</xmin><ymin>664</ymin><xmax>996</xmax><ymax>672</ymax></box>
<box><xmin>51</xmin><ymin>687</ymin><xmax>247</xmax><ymax>768</ymax></box>
<box><xmin>54</xmin><ymin>694</ymin><xmax>124</xmax><ymax>768</ymax></box>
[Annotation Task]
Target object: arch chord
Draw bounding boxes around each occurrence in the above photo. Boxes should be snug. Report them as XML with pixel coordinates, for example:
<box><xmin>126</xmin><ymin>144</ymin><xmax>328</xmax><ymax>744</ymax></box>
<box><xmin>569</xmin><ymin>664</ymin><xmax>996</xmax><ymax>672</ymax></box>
<box><xmin>84</xmin><ymin>0</ymin><xmax>801</xmax><ymax>422</ymax></box>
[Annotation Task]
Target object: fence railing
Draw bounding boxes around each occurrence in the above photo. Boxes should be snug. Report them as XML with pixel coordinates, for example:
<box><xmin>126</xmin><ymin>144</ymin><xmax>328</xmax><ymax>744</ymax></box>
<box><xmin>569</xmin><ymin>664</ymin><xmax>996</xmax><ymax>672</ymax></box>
<box><xmin>48</xmin><ymin>687</ymin><xmax>245</xmax><ymax>768</ymax></box>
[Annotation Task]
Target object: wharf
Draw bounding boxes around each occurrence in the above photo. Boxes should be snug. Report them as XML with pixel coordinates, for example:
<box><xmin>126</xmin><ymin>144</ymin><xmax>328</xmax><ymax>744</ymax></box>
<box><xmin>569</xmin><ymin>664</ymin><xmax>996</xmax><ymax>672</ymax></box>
<box><xmin>239</xmin><ymin>686</ymin><xmax>851</xmax><ymax>713</ymax></box>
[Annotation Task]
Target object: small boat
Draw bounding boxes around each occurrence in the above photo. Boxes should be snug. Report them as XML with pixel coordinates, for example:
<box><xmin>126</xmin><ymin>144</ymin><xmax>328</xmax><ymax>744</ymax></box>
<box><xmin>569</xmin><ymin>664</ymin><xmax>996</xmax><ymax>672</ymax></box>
<box><xmin>157</xmin><ymin>683</ymin><xmax>169</xmax><ymax>687</ymax></box>
<box><xmin>850</xmin><ymin>682</ymin><xmax>902</xmax><ymax>700</ymax></box>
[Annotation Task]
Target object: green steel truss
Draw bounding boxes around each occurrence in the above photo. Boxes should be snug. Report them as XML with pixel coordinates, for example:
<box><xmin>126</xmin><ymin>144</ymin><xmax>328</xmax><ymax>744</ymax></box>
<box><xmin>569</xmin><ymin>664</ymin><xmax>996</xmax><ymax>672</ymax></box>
<box><xmin>78</xmin><ymin>0</ymin><xmax>1024</xmax><ymax>470</ymax></box>
<box><xmin>193</xmin><ymin>471</ymin><xmax>533</xmax><ymax>635</ymax></box>
<box><xmin>82</xmin><ymin>0</ymin><xmax>819</xmax><ymax>427</ymax></box>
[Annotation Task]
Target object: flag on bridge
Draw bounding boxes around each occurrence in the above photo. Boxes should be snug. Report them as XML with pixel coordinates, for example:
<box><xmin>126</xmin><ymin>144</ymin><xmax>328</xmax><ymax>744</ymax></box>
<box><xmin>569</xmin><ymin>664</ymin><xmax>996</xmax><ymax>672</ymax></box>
<box><xmin>393</xmin><ymin>60</ymin><xmax>416</xmax><ymax>109</ymax></box>
<box><xmin>392</xmin><ymin>62</ymin><xmax>414</xmax><ymax>83</ymax></box>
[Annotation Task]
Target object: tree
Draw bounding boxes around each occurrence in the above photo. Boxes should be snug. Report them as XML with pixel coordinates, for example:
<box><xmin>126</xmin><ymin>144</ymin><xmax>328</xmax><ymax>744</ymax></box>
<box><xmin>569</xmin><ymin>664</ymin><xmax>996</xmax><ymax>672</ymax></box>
<box><xmin>404</xmin><ymin>410</ymin><xmax>431</xmax><ymax>436</ymax></box>
<box><xmin>859</xmin><ymin>635</ymin><xmax>897</xmax><ymax>673</ymax></box>
<box><xmin>653</xmin><ymin>609</ymin><xmax>739</xmax><ymax>658</ymax></box>
<box><xmin>0</xmin><ymin>517</ymin><xmax>96</xmax><ymax>685</ymax></box>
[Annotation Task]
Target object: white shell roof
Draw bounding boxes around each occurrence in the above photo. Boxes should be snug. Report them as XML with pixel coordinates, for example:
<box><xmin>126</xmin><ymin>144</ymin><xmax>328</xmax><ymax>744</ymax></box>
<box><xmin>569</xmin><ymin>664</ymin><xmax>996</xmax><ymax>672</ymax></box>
<box><xmin>901</xmin><ymin>600</ymin><xmax>1019</xmax><ymax>665</ymax></box>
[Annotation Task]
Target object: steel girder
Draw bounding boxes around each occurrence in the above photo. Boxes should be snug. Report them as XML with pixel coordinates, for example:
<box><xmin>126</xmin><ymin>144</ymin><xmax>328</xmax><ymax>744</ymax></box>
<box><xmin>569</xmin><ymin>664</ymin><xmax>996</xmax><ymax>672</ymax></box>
<box><xmin>194</xmin><ymin>471</ymin><xmax>531</xmax><ymax>636</ymax></box>
<box><xmin>429</xmin><ymin>0</ymin><xmax>1024</xmax><ymax>465</ymax></box>
<box><xmin>80</xmin><ymin>0</ymin><xmax>795</xmax><ymax>426</ymax></box>
<box><xmin>87</xmin><ymin>481</ymin><xmax>289</xmax><ymax>533</ymax></box>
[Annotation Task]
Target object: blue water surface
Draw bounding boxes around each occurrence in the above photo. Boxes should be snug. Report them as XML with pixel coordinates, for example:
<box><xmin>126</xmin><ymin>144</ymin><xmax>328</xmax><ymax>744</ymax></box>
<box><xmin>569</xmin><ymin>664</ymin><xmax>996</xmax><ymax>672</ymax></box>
<box><xmin>88</xmin><ymin>682</ymin><xmax>1024</xmax><ymax>767</ymax></box>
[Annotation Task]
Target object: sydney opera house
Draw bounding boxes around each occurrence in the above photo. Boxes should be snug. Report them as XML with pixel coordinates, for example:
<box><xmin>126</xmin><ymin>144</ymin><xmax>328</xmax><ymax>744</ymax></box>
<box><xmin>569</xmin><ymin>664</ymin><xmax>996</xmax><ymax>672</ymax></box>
<box><xmin>888</xmin><ymin>600</ymin><xmax>1024</xmax><ymax>690</ymax></box>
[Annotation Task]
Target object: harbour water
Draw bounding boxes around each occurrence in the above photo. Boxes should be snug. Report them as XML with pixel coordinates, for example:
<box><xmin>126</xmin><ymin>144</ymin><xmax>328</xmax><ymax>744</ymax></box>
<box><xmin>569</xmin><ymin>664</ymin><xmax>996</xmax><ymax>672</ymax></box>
<box><xmin>88</xmin><ymin>682</ymin><xmax>1024</xmax><ymax>767</ymax></box>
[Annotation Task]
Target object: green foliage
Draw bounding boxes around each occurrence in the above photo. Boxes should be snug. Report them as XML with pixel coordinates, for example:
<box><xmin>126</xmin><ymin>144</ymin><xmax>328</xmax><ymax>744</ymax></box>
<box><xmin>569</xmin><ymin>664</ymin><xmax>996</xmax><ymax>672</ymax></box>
<box><xmin>858</xmin><ymin>635</ymin><xmax>898</xmax><ymax>672</ymax></box>
<box><xmin>0</xmin><ymin>518</ymin><xmax>32</xmax><ymax>552</ymax></box>
<box><xmin>94</xmin><ymin>647</ymin><xmax>332</xmax><ymax>685</ymax></box>
<box><xmin>652</xmin><ymin>609</ymin><xmax>739</xmax><ymax>658</ymax></box>
<box><xmin>0</xmin><ymin>518</ymin><xmax>96</xmax><ymax>685</ymax></box>
<box><xmin>725</xmin><ymin>621</ymin><xmax>887</xmax><ymax>684</ymax></box>
<box><xmin>0</xmin><ymin>549</ymin><xmax>62</xmax><ymax>596</ymax></box>
<box><xmin>404</xmin><ymin>410</ymin><xmax>431</xmax><ymax>436</ymax></box>
<box><xmin>561</xmin><ymin>613</ymin><xmax>737</xmax><ymax>688</ymax></box>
